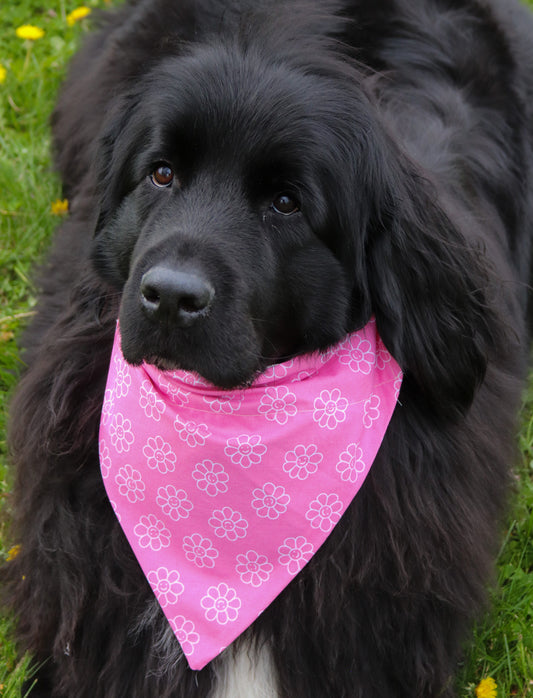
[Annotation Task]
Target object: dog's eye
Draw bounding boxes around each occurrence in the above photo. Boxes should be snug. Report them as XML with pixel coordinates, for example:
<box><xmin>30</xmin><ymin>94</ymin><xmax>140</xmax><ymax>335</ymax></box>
<box><xmin>272</xmin><ymin>193</ymin><xmax>299</xmax><ymax>216</ymax></box>
<box><xmin>151</xmin><ymin>164</ymin><xmax>174</xmax><ymax>188</ymax></box>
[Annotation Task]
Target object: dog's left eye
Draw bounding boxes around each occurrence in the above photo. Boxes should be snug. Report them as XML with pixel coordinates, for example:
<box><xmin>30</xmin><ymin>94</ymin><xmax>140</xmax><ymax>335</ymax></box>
<box><xmin>150</xmin><ymin>164</ymin><xmax>174</xmax><ymax>188</ymax></box>
<box><xmin>272</xmin><ymin>193</ymin><xmax>299</xmax><ymax>216</ymax></box>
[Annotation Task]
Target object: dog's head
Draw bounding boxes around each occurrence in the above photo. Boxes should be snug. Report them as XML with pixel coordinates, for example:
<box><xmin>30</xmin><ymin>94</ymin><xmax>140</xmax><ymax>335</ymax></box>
<box><xmin>92</xmin><ymin>34</ymin><xmax>493</xmax><ymax>414</ymax></box>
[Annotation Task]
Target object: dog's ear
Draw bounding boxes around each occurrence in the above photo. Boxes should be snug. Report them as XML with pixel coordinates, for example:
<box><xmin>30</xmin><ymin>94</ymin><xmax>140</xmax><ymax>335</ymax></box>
<box><xmin>328</xmin><ymin>107</ymin><xmax>497</xmax><ymax>418</ymax></box>
<box><xmin>92</xmin><ymin>92</ymin><xmax>141</xmax><ymax>237</ymax></box>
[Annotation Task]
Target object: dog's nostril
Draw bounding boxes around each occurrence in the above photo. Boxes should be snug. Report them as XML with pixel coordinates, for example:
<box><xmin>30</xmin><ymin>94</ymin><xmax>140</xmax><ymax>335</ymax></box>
<box><xmin>141</xmin><ymin>285</ymin><xmax>161</xmax><ymax>306</ymax></box>
<box><xmin>140</xmin><ymin>266</ymin><xmax>214</xmax><ymax>326</ymax></box>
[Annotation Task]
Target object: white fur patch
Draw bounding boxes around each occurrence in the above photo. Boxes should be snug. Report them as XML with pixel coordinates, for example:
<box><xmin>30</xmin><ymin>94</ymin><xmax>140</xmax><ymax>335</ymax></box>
<box><xmin>210</xmin><ymin>640</ymin><xmax>278</xmax><ymax>698</ymax></box>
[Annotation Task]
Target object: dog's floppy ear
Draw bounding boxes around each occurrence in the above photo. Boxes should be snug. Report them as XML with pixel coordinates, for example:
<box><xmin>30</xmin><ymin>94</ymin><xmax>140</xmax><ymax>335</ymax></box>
<box><xmin>330</xmin><ymin>109</ymin><xmax>497</xmax><ymax>418</ymax></box>
<box><xmin>92</xmin><ymin>92</ymin><xmax>142</xmax><ymax>237</ymax></box>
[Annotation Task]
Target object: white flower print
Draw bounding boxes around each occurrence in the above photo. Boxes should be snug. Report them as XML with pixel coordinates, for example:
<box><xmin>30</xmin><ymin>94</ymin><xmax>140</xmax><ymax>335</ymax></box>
<box><xmin>143</xmin><ymin>435</ymin><xmax>177</xmax><ymax>474</ymax></box>
<box><xmin>115</xmin><ymin>464</ymin><xmax>146</xmax><ymax>503</ymax></box>
<box><xmin>157</xmin><ymin>373</ymin><xmax>189</xmax><ymax>406</ymax></box>
<box><xmin>258</xmin><ymin>386</ymin><xmax>298</xmax><ymax>425</ymax></box>
<box><xmin>183</xmin><ymin>533</ymin><xmax>219</xmax><ymax>568</ymax></box>
<box><xmin>108</xmin><ymin>412</ymin><xmax>134</xmax><ymax>453</ymax></box>
<box><xmin>174</xmin><ymin>415</ymin><xmax>210</xmax><ymax>447</ymax></box>
<box><xmin>109</xmin><ymin>499</ymin><xmax>121</xmax><ymax>523</ymax></box>
<box><xmin>305</xmin><ymin>492</ymin><xmax>343</xmax><ymax>532</ymax></box>
<box><xmin>170</xmin><ymin>616</ymin><xmax>200</xmax><ymax>656</ymax></box>
<box><xmin>192</xmin><ymin>460</ymin><xmax>229</xmax><ymax>497</ymax></box>
<box><xmin>282</xmin><ymin>444</ymin><xmax>323</xmax><ymax>480</ymax></box>
<box><xmin>337</xmin><ymin>335</ymin><xmax>374</xmax><ymax>375</ymax></box>
<box><xmin>336</xmin><ymin>443</ymin><xmax>366</xmax><ymax>483</ymax></box>
<box><xmin>203</xmin><ymin>391</ymin><xmax>244</xmax><ymax>414</ymax></box>
<box><xmin>113</xmin><ymin>354</ymin><xmax>131</xmax><ymax>397</ymax></box>
<box><xmin>209</xmin><ymin>507</ymin><xmax>248</xmax><ymax>541</ymax></box>
<box><xmin>224</xmin><ymin>434</ymin><xmax>266</xmax><ymax>469</ymax></box>
<box><xmin>313</xmin><ymin>389</ymin><xmax>348</xmax><ymax>430</ymax></box>
<box><xmin>278</xmin><ymin>536</ymin><xmax>314</xmax><ymax>575</ymax></box>
<box><xmin>156</xmin><ymin>485</ymin><xmax>193</xmax><ymax>521</ymax></box>
<box><xmin>139</xmin><ymin>380</ymin><xmax>165</xmax><ymax>421</ymax></box>
<box><xmin>375</xmin><ymin>338</ymin><xmax>393</xmax><ymax>371</ymax></box>
<box><xmin>363</xmin><ymin>394</ymin><xmax>381</xmax><ymax>428</ymax></box>
<box><xmin>101</xmin><ymin>388</ymin><xmax>115</xmax><ymax>426</ymax></box>
<box><xmin>261</xmin><ymin>361</ymin><xmax>293</xmax><ymax>380</ymax></box>
<box><xmin>394</xmin><ymin>371</ymin><xmax>403</xmax><ymax>401</ymax></box>
<box><xmin>175</xmin><ymin>371</ymin><xmax>211</xmax><ymax>387</ymax></box>
<box><xmin>99</xmin><ymin>439</ymin><xmax>111</xmax><ymax>479</ymax></box>
<box><xmin>251</xmin><ymin>482</ymin><xmax>290</xmax><ymax>519</ymax></box>
<box><xmin>235</xmin><ymin>550</ymin><xmax>273</xmax><ymax>587</ymax></box>
<box><xmin>134</xmin><ymin>514</ymin><xmax>171</xmax><ymax>551</ymax></box>
<box><xmin>201</xmin><ymin>583</ymin><xmax>241</xmax><ymax>625</ymax></box>
<box><xmin>147</xmin><ymin>567</ymin><xmax>184</xmax><ymax>607</ymax></box>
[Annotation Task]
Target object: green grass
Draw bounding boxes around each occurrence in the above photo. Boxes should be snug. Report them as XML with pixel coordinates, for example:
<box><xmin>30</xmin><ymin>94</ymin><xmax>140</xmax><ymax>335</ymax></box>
<box><xmin>0</xmin><ymin>1</ymin><xmax>532</xmax><ymax>696</ymax></box>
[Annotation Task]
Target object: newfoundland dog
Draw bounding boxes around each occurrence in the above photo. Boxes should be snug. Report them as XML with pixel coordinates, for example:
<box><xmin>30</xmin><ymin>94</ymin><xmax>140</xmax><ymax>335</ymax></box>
<box><xmin>3</xmin><ymin>0</ymin><xmax>533</xmax><ymax>696</ymax></box>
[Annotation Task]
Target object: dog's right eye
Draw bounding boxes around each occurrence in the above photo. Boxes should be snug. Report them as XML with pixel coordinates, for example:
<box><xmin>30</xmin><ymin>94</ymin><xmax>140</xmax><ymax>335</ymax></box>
<box><xmin>150</xmin><ymin>164</ymin><xmax>174</xmax><ymax>188</ymax></box>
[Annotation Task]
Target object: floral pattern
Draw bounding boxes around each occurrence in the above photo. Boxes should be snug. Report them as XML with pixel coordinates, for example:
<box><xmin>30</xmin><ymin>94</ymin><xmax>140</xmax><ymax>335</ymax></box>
<box><xmin>108</xmin><ymin>412</ymin><xmax>134</xmax><ymax>453</ymax></box>
<box><xmin>258</xmin><ymin>386</ymin><xmax>297</xmax><ymax>424</ymax></box>
<box><xmin>313</xmin><ymin>389</ymin><xmax>348</xmax><ymax>430</ymax></box>
<box><xmin>192</xmin><ymin>460</ymin><xmax>229</xmax><ymax>497</ymax></box>
<box><xmin>139</xmin><ymin>380</ymin><xmax>166</xmax><ymax>420</ymax></box>
<box><xmin>337</xmin><ymin>335</ymin><xmax>374</xmax><ymax>374</ymax></box>
<box><xmin>147</xmin><ymin>567</ymin><xmax>184</xmax><ymax>606</ymax></box>
<box><xmin>183</xmin><ymin>533</ymin><xmax>219</xmax><ymax>568</ymax></box>
<box><xmin>201</xmin><ymin>583</ymin><xmax>241</xmax><ymax>625</ymax></box>
<box><xmin>115</xmin><ymin>464</ymin><xmax>145</xmax><ymax>503</ymax></box>
<box><xmin>278</xmin><ymin>536</ymin><xmax>314</xmax><ymax>575</ymax></box>
<box><xmin>134</xmin><ymin>514</ymin><xmax>171</xmax><ymax>551</ymax></box>
<box><xmin>336</xmin><ymin>443</ymin><xmax>366</xmax><ymax>483</ymax></box>
<box><xmin>235</xmin><ymin>550</ymin><xmax>273</xmax><ymax>587</ymax></box>
<box><xmin>224</xmin><ymin>434</ymin><xmax>266</xmax><ymax>468</ymax></box>
<box><xmin>305</xmin><ymin>493</ymin><xmax>343</xmax><ymax>532</ymax></box>
<box><xmin>209</xmin><ymin>507</ymin><xmax>248</xmax><ymax>541</ymax></box>
<box><xmin>174</xmin><ymin>415</ymin><xmax>211</xmax><ymax>447</ymax></box>
<box><xmin>156</xmin><ymin>485</ymin><xmax>193</xmax><ymax>520</ymax></box>
<box><xmin>170</xmin><ymin>616</ymin><xmax>200</xmax><ymax>656</ymax></box>
<box><xmin>143</xmin><ymin>435</ymin><xmax>177</xmax><ymax>474</ymax></box>
<box><xmin>363</xmin><ymin>394</ymin><xmax>381</xmax><ymax>429</ymax></box>
<box><xmin>251</xmin><ymin>482</ymin><xmax>290</xmax><ymax>519</ymax></box>
<box><xmin>203</xmin><ymin>391</ymin><xmax>244</xmax><ymax>414</ymax></box>
<box><xmin>282</xmin><ymin>444</ymin><xmax>323</xmax><ymax>480</ymax></box>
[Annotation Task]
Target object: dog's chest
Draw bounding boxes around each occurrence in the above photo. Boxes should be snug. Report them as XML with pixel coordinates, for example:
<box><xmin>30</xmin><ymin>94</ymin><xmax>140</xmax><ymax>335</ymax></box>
<box><xmin>210</xmin><ymin>642</ymin><xmax>278</xmax><ymax>698</ymax></box>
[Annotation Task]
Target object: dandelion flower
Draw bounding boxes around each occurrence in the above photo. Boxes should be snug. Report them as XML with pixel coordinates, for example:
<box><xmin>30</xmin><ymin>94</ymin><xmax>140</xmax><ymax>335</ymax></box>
<box><xmin>51</xmin><ymin>199</ymin><xmax>69</xmax><ymax>215</ymax></box>
<box><xmin>67</xmin><ymin>7</ymin><xmax>92</xmax><ymax>26</ymax></box>
<box><xmin>475</xmin><ymin>677</ymin><xmax>497</xmax><ymax>698</ymax></box>
<box><xmin>16</xmin><ymin>25</ymin><xmax>45</xmax><ymax>41</ymax></box>
<box><xmin>0</xmin><ymin>65</ymin><xmax>6</xmax><ymax>84</ymax></box>
<box><xmin>7</xmin><ymin>545</ymin><xmax>21</xmax><ymax>561</ymax></box>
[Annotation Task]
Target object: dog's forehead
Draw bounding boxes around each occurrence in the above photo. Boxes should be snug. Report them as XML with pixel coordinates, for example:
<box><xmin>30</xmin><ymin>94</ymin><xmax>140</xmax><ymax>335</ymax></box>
<box><xmin>143</xmin><ymin>45</ymin><xmax>324</xmax><ymax>162</ymax></box>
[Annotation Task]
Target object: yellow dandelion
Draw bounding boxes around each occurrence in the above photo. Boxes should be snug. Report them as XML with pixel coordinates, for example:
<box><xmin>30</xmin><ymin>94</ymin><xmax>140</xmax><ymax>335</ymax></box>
<box><xmin>67</xmin><ymin>7</ymin><xmax>92</xmax><ymax>26</ymax></box>
<box><xmin>6</xmin><ymin>545</ymin><xmax>21</xmax><ymax>561</ymax></box>
<box><xmin>16</xmin><ymin>25</ymin><xmax>45</xmax><ymax>41</ymax></box>
<box><xmin>0</xmin><ymin>65</ymin><xmax>6</xmax><ymax>84</ymax></box>
<box><xmin>475</xmin><ymin>677</ymin><xmax>497</xmax><ymax>698</ymax></box>
<box><xmin>51</xmin><ymin>199</ymin><xmax>69</xmax><ymax>215</ymax></box>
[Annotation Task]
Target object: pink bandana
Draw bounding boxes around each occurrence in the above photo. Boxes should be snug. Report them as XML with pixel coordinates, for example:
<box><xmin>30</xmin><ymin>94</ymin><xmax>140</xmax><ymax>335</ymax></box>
<box><xmin>99</xmin><ymin>320</ymin><xmax>402</xmax><ymax>670</ymax></box>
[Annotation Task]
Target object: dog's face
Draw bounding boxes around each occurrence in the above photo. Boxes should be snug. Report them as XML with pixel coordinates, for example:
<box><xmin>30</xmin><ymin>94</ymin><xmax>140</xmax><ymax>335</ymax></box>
<box><xmin>92</xmin><ymin>40</ymin><xmax>492</xmax><ymax>408</ymax></box>
<box><xmin>92</xmin><ymin>44</ymin><xmax>367</xmax><ymax>387</ymax></box>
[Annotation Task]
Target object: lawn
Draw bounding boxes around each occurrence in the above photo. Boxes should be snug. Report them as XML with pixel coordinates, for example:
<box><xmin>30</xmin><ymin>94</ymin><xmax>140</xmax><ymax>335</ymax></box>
<box><xmin>0</xmin><ymin>1</ymin><xmax>532</xmax><ymax>696</ymax></box>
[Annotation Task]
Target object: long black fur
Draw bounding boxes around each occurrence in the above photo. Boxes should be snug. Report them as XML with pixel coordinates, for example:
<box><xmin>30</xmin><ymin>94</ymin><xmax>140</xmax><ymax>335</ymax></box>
<box><xmin>3</xmin><ymin>0</ymin><xmax>533</xmax><ymax>696</ymax></box>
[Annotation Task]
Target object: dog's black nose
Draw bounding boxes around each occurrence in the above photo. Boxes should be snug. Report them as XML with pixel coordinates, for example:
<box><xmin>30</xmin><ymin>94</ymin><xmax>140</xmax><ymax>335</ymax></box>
<box><xmin>140</xmin><ymin>266</ymin><xmax>215</xmax><ymax>327</ymax></box>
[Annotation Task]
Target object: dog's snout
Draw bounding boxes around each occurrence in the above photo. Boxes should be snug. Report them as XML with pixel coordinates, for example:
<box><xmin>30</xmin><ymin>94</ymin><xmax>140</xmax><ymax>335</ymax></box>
<box><xmin>140</xmin><ymin>266</ymin><xmax>214</xmax><ymax>327</ymax></box>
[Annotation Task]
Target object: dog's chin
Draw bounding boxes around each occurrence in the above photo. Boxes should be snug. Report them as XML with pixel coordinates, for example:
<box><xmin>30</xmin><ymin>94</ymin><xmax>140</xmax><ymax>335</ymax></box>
<box><xmin>118</xmin><ymin>324</ymin><xmax>267</xmax><ymax>390</ymax></box>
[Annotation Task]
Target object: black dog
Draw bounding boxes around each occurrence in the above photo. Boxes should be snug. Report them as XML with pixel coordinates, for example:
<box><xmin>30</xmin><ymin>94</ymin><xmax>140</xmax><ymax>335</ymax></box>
<box><xmin>4</xmin><ymin>0</ymin><xmax>533</xmax><ymax>695</ymax></box>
